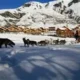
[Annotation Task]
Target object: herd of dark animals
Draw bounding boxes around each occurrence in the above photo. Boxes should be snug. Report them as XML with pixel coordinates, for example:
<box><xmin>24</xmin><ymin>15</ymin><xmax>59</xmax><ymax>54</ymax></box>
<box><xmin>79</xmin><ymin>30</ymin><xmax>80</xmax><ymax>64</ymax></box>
<box><xmin>23</xmin><ymin>38</ymin><xmax>49</xmax><ymax>47</ymax></box>
<box><xmin>0</xmin><ymin>37</ymin><xmax>66</xmax><ymax>48</ymax></box>
<box><xmin>23</xmin><ymin>37</ymin><xmax>66</xmax><ymax>47</ymax></box>
<box><xmin>0</xmin><ymin>31</ymin><xmax>80</xmax><ymax>48</ymax></box>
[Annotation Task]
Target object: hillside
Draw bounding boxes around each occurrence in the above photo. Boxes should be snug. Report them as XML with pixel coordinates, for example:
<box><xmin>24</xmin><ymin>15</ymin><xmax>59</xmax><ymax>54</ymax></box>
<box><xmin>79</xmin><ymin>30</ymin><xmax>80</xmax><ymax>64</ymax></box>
<box><xmin>0</xmin><ymin>0</ymin><xmax>80</xmax><ymax>28</ymax></box>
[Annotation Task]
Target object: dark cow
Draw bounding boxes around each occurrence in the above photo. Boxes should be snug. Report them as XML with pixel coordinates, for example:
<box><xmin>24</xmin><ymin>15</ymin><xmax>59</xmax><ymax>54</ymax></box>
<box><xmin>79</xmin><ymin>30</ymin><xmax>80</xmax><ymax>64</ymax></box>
<box><xmin>0</xmin><ymin>38</ymin><xmax>15</xmax><ymax>48</ymax></box>
<box><xmin>23</xmin><ymin>38</ymin><xmax>37</xmax><ymax>47</ymax></box>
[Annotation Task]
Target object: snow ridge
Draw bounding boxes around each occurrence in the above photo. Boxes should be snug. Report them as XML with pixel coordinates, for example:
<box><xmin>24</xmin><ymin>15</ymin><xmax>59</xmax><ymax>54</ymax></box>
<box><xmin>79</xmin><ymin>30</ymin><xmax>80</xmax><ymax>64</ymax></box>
<box><xmin>0</xmin><ymin>0</ymin><xmax>79</xmax><ymax>28</ymax></box>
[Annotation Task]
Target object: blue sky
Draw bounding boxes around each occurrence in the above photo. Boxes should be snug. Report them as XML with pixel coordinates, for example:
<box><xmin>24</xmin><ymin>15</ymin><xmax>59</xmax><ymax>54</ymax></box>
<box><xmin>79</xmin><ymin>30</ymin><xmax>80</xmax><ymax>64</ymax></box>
<box><xmin>0</xmin><ymin>0</ymin><xmax>54</xmax><ymax>9</ymax></box>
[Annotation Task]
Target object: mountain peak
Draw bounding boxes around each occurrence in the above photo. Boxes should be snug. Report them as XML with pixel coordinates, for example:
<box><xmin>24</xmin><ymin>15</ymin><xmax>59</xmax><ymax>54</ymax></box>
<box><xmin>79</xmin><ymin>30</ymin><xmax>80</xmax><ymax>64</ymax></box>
<box><xmin>0</xmin><ymin>0</ymin><xmax>79</xmax><ymax>28</ymax></box>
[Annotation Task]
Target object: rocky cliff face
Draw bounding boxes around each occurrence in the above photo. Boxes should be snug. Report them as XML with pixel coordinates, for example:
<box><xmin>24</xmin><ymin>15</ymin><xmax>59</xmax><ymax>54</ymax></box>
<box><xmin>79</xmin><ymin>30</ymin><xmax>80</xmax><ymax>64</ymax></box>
<box><xmin>0</xmin><ymin>0</ymin><xmax>79</xmax><ymax>28</ymax></box>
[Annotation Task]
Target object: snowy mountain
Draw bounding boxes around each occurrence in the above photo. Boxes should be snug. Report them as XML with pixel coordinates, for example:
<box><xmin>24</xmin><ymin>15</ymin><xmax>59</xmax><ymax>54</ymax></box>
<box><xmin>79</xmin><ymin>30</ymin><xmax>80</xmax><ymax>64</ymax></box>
<box><xmin>0</xmin><ymin>0</ymin><xmax>80</xmax><ymax>28</ymax></box>
<box><xmin>53</xmin><ymin>0</ymin><xmax>80</xmax><ymax>24</ymax></box>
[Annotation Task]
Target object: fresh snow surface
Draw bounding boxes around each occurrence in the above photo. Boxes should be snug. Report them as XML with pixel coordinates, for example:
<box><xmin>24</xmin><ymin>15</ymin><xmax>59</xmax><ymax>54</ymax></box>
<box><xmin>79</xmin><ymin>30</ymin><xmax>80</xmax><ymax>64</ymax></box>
<box><xmin>0</xmin><ymin>33</ymin><xmax>80</xmax><ymax>80</ymax></box>
<box><xmin>0</xmin><ymin>16</ymin><xmax>7</xmax><ymax>26</ymax></box>
<box><xmin>69</xmin><ymin>2</ymin><xmax>80</xmax><ymax>16</ymax></box>
<box><xmin>0</xmin><ymin>9</ymin><xmax>18</xmax><ymax>13</ymax></box>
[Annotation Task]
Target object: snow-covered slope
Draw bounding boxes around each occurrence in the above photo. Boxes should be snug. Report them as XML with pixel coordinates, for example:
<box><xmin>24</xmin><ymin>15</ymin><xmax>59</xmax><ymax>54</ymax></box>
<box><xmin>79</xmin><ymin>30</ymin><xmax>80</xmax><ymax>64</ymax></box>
<box><xmin>56</xmin><ymin>0</ymin><xmax>80</xmax><ymax>24</ymax></box>
<box><xmin>0</xmin><ymin>0</ymin><xmax>80</xmax><ymax>28</ymax></box>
